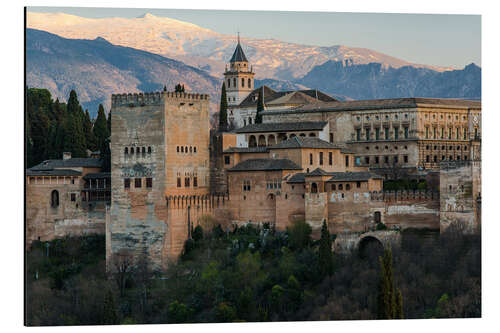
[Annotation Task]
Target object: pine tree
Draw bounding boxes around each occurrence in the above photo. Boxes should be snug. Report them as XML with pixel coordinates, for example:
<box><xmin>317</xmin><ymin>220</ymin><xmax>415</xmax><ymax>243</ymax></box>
<box><xmin>219</xmin><ymin>82</ymin><xmax>228</xmax><ymax>132</ymax></box>
<box><xmin>318</xmin><ymin>220</ymin><xmax>334</xmax><ymax>277</ymax></box>
<box><xmin>255</xmin><ymin>87</ymin><xmax>264</xmax><ymax>124</ymax></box>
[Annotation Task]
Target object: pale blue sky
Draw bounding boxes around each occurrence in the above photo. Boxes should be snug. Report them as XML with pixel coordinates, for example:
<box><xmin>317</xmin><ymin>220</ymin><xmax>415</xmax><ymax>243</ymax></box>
<box><xmin>28</xmin><ymin>7</ymin><xmax>481</xmax><ymax>68</ymax></box>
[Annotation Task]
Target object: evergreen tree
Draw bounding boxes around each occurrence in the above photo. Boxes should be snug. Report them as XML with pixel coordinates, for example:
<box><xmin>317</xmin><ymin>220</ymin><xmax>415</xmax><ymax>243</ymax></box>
<box><xmin>255</xmin><ymin>87</ymin><xmax>264</xmax><ymax>124</ymax></box>
<box><xmin>83</xmin><ymin>109</ymin><xmax>96</xmax><ymax>151</ymax></box>
<box><xmin>64</xmin><ymin>90</ymin><xmax>87</xmax><ymax>157</ymax></box>
<box><xmin>318</xmin><ymin>220</ymin><xmax>334</xmax><ymax>277</ymax></box>
<box><xmin>175</xmin><ymin>83</ymin><xmax>185</xmax><ymax>93</ymax></box>
<box><xmin>93</xmin><ymin>104</ymin><xmax>109</xmax><ymax>149</ymax></box>
<box><xmin>107</xmin><ymin>110</ymin><xmax>112</xmax><ymax>134</ymax></box>
<box><xmin>377</xmin><ymin>248</ymin><xmax>403</xmax><ymax>319</ymax></box>
<box><xmin>219</xmin><ymin>82</ymin><xmax>228</xmax><ymax>132</ymax></box>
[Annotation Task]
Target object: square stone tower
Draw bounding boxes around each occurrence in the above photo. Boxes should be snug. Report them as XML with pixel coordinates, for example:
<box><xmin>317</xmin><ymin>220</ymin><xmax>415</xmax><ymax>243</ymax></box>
<box><xmin>107</xmin><ymin>91</ymin><xmax>210</xmax><ymax>270</ymax></box>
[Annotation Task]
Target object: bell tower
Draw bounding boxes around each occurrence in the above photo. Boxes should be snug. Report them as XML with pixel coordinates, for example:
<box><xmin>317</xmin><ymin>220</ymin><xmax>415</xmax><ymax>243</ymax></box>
<box><xmin>224</xmin><ymin>34</ymin><xmax>255</xmax><ymax>106</ymax></box>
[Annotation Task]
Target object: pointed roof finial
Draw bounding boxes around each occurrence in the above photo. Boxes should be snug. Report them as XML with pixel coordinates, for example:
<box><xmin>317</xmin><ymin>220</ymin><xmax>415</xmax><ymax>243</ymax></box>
<box><xmin>237</xmin><ymin>31</ymin><xmax>240</xmax><ymax>44</ymax></box>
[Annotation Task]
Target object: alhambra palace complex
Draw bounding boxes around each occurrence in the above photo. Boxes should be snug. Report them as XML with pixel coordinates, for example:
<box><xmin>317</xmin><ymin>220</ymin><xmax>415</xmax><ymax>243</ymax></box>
<box><xmin>26</xmin><ymin>40</ymin><xmax>482</xmax><ymax>270</ymax></box>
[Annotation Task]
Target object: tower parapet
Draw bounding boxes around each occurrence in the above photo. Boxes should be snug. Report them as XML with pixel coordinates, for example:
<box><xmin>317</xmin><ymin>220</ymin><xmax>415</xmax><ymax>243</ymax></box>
<box><xmin>111</xmin><ymin>91</ymin><xmax>210</xmax><ymax>107</ymax></box>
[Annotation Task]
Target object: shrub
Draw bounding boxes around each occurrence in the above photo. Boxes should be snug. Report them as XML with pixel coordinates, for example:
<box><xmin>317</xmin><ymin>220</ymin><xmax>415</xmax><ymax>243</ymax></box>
<box><xmin>287</xmin><ymin>220</ymin><xmax>312</xmax><ymax>250</ymax></box>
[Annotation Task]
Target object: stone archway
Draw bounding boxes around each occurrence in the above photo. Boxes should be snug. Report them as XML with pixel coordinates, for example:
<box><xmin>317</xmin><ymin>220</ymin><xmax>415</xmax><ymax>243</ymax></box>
<box><xmin>249</xmin><ymin>135</ymin><xmax>257</xmax><ymax>147</ymax></box>
<box><xmin>268</xmin><ymin>134</ymin><xmax>276</xmax><ymax>146</ymax></box>
<box><xmin>258</xmin><ymin>135</ymin><xmax>267</xmax><ymax>147</ymax></box>
<box><xmin>358</xmin><ymin>235</ymin><xmax>384</xmax><ymax>259</ymax></box>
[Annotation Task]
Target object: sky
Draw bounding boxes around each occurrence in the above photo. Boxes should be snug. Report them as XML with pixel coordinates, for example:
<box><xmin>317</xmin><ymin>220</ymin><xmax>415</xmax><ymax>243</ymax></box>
<box><xmin>28</xmin><ymin>7</ymin><xmax>481</xmax><ymax>69</ymax></box>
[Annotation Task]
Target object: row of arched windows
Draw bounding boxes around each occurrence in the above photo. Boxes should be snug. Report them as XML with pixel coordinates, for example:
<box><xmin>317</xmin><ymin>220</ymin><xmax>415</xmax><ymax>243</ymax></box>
<box><xmin>227</xmin><ymin>78</ymin><xmax>252</xmax><ymax>89</ymax></box>
<box><xmin>176</xmin><ymin>146</ymin><xmax>197</xmax><ymax>154</ymax></box>
<box><xmin>425</xmin><ymin>154</ymin><xmax>468</xmax><ymax>163</ymax></box>
<box><xmin>124</xmin><ymin>146</ymin><xmax>152</xmax><ymax>155</ymax></box>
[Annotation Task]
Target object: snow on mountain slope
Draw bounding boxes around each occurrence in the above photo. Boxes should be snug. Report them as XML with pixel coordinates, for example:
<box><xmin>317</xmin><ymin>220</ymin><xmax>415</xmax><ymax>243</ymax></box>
<box><xmin>27</xmin><ymin>12</ymin><xmax>454</xmax><ymax>80</ymax></box>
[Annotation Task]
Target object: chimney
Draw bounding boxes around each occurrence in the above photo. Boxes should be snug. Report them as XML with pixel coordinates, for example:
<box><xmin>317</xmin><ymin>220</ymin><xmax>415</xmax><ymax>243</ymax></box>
<box><xmin>63</xmin><ymin>152</ymin><xmax>72</xmax><ymax>160</ymax></box>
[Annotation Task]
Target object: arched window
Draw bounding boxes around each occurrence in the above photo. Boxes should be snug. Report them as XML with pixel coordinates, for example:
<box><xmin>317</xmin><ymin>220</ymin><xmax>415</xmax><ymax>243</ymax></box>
<box><xmin>181</xmin><ymin>146</ymin><xmax>184</xmax><ymax>153</ymax></box>
<box><xmin>194</xmin><ymin>147</ymin><xmax>197</xmax><ymax>153</ymax></box>
<box><xmin>374</xmin><ymin>211</ymin><xmax>381</xmax><ymax>224</ymax></box>
<box><xmin>249</xmin><ymin>135</ymin><xmax>257</xmax><ymax>147</ymax></box>
<box><xmin>185</xmin><ymin>146</ymin><xmax>188</xmax><ymax>153</ymax></box>
<box><xmin>346</xmin><ymin>184</ymin><xmax>351</xmax><ymax>190</ymax></box>
<box><xmin>331</xmin><ymin>184</ymin><xmax>336</xmax><ymax>191</ymax></box>
<box><xmin>130</xmin><ymin>147</ymin><xmax>134</xmax><ymax>154</ymax></box>
<box><xmin>51</xmin><ymin>190</ymin><xmax>59</xmax><ymax>208</ymax></box>
<box><xmin>142</xmin><ymin>147</ymin><xmax>146</xmax><ymax>154</ymax></box>
<box><xmin>311</xmin><ymin>183</ymin><xmax>318</xmax><ymax>193</ymax></box>
<box><xmin>124</xmin><ymin>147</ymin><xmax>128</xmax><ymax>155</ymax></box>
<box><xmin>148</xmin><ymin>146</ymin><xmax>152</xmax><ymax>154</ymax></box>
<box><xmin>242</xmin><ymin>78</ymin><xmax>245</xmax><ymax>87</ymax></box>
<box><xmin>189</xmin><ymin>146</ymin><xmax>192</xmax><ymax>153</ymax></box>
<box><xmin>248</xmin><ymin>78</ymin><xmax>251</xmax><ymax>88</ymax></box>
<box><xmin>258</xmin><ymin>135</ymin><xmax>266</xmax><ymax>147</ymax></box>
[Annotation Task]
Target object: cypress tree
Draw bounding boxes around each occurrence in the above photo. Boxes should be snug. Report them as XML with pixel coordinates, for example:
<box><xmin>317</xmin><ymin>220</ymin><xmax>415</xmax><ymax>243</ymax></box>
<box><xmin>64</xmin><ymin>90</ymin><xmax>87</xmax><ymax>157</ymax></box>
<box><xmin>318</xmin><ymin>220</ymin><xmax>334</xmax><ymax>277</ymax></box>
<box><xmin>255</xmin><ymin>87</ymin><xmax>264</xmax><ymax>124</ymax></box>
<box><xmin>107</xmin><ymin>110</ymin><xmax>112</xmax><ymax>134</ymax></box>
<box><xmin>83</xmin><ymin>109</ymin><xmax>96</xmax><ymax>151</ymax></box>
<box><xmin>93</xmin><ymin>104</ymin><xmax>109</xmax><ymax>149</ymax></box>
<box><xmin>377</xmin><ymin>248</ymin><xmax>403</xmax><ymax>319</ymax></box>
<box><xmin>219</xmin><ymin>82</ymin><xmax>228</xmax><ymax>132</ymax></box>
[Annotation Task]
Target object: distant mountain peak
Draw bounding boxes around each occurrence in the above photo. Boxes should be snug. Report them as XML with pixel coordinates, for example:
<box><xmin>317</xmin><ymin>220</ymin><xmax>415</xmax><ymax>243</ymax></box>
<box><xmin>137</xmin><ymin>13</ymin><xmax>156</xmax><ymax>19</ymax></box>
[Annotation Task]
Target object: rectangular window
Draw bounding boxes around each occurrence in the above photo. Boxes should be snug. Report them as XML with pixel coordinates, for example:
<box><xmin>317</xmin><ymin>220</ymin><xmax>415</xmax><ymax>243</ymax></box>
<box><xmin>146</xmin><ymin>178</ymin><xmax>152</xmax><ymax>188</ymax></box>
<box><xmin>441</xmin><ymin>127</ymin><xmax>444</xmax><ymax>139</ymax></box>
<box><xmin>356</xmin><ymin>181</ymin><xmax>361</xmax><ymax>188</ymax></box>
<box><xmin>135</xmin><ymin>178</ymin><xmax>142</xmax><ymax>188</ymax></box>
<box><xmin>185</xmin><ymin>177</ymin><xmax>190</xmax><ymax>187</ymax></box>
<box><xmin>433</xmin><ymin>127</ymin><xmax>437</xmax><ymax>139</ymax></box>
<box><xmin>404</xmin><ymin>127</ymin><xmax>409</xmax><ymax>139</ymax></box>
<box><xmin>425</xmin><ymin>127</ymin><xmax>429</xmax><ymax>139</ymax></box>
<box><xmin>345</xmin><ymin>156</ymin><xmax>349</xmax><ymax>167</ymax></box>
<box><xmin>375</xmin><ymin>128</ymin><xmax>380</xmax><ymax>140</ymax></box>
<box><xmin>70</xmin><ymin>193</ymin><xmax>76</xmax><ymax>202</ymax></box>
<box><xmin>309</xmin><ymin>153</ymin><xmax>313</xmax><ymax>165</ymax></box>
<box><xmin>124</xmin><ymin>178</ymin><xmax>130</xmax><ymax>189</ymax></box>
<box><xmin>365</xmin><ymin>128</ymin><xmax>370</xmax><ymax>141</ymax></box>
<box><xmin>356</xmin><ymin>128</ymin><xmax>361</xmax><ymax>141</ymax></box>
<box><xmin>329</xmin><ymin>152</ymin><xmax>333</xmax><ymax>165</ymax></box>
<box><xmin>365</xmin><ymin>156</ymin><xmax>370</xmax><ymax>164</ymax></box>
<box><xmin>193</xmin><ymin>177</ymin><xmax>198</xmax><ymax>187</ymax></box>
<box><xmin>404</xmin><ymin>155</ymin><xmax>408</xmax><ymax>163</ymax></box>
<box><xmin>375</xmin><ymin>156</ymin><xmax>379</xmax><ymax>164</ymax></box>
<box><xmin>464</xmin><ymin>128</ymin><xmax>467</xmax><ymax>140</ymax></box>
<box><xmin>456</xmin><ymin>127</ymin><xmax>460</xmax><ymax>140</ymax></box>
<box><xmin>385</xmin><ymin>127</ymin><xmax>390</xmax><ymax>140</ymax></box>
<box><xmin>394</xmin><ymin>155</ymin><xmax>399</xmax><ymax>164</ymax></box>
<box><xmin>177</xmin><ymin>177</ymin><xmax>181</xmax><ymax>187</ymax></box>
<box><xmin>319</xmin><ymin>152</ymin><xmax>323</xmax><ymax>165</ymax></box>
<box><xmin>384</xmin><ymin>156</ymin><xmax>389</xmax><ymax>164</ymax></box>
<box><xmin>394</xmin><ymin>127</ymin><xmax>399</xmax><ymax>140</ymax></box>
<box><xmin>329</xmin><ymin>133</ymin><xmax>333</xmax><ymax>143</ymax></box>
<box><xmin>224</xmin><ymin>156</ymin><xmax>230</xmax><ymax>165</ymax></box>
<box><xmin>448</xmin><ymin>128</ymin><xmax>452</xmax><ymax>139</ymax></box>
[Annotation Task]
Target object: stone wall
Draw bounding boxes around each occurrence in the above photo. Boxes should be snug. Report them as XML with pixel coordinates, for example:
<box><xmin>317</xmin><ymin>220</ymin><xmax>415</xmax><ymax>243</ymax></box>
<box><xmin>440</xmin><ymin>161</ymin><xmax>481</xmax><ymax>232</ymax></box>
<box><xmin>25</xmin><ymin>179</ymin><xmax>105</xmax><ymax>248</ymax></box>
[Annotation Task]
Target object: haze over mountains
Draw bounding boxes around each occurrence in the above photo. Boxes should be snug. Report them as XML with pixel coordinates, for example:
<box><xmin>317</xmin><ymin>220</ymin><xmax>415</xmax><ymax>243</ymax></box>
<box><xmin>26</xmin><ymin>12</ymin><xmax>481</xmax><ymax>116</ymax></box>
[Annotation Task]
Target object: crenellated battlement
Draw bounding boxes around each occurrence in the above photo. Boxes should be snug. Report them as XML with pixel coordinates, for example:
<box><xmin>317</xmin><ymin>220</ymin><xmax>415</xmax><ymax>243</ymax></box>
<box><xmin>111</xmin><ymin>91</ymin><xmax>210</xmax><ymax>107</ymax></box>
<box><xmin>370</xmin><ymin>190</ymin><xmax>439</xmax><ymax>202</ymax></box>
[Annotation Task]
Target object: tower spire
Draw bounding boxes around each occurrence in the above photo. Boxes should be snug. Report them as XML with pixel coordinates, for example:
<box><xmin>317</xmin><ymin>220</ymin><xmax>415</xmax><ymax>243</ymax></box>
<box><xmin>237</xmin><ymin>31</ymin><xmax>240</xmax><ymax>44</ymax></box>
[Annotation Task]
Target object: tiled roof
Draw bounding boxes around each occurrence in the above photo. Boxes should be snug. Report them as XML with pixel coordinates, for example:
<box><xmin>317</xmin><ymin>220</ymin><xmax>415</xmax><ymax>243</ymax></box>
<box><xmin>228</xmin><ymin>158</ymin><xmax>302</xmax><ymax>172</ymax></box>
<box><xmin>83</xmin><ymin>172</ymin><xmax>111</xmax><ymax>179</ymax></box>
<box><xmin>30</xmin><ymin>158</ymin><xmax>102</xmax><ymax>170</ymax></box>
<box><xmin>27</xmin><ymin>169</ymin><xmax>82</xmax><ymax>176</ymax></box>
<box><xmin>223</xmin><ymin>147</ymin><xmax>269</xmax><ymax>153</ymax></box>
<box><xmin>326</xmin><ymin>172</ymin><xmax>384</xmax><ymax>182</ymax></box>
<box><xmin>235</xmin><ymin>121</ymin><xmax>327</xmax><ymax>134</ymax></box>
<box><xmin>269</xmin><ymin>136</ymin><xmax>344</xmax><ymax>150</ymax></box>
<box><xmin>230</xmin><ymin>42</ymin><xmax>248</xmax><ymax>62</ymax></box>
<box><xmin>262</xmin><ymin>97</ymin><xmax>481</xmax><ymax>115</ymax></box>
<box><xmin>237</xmin><ymin>86</ymin><xmax>336</xmax><ymax>108</ymax></box>
<box><xmin>286</xmin><ymin>172</ymin><xmax>306</xmax><ymax>183</ymax></box>
<box><xmin>307</xmin><ymin>168</ymin><xmax>331</xmax><ymax>176</ymax></box>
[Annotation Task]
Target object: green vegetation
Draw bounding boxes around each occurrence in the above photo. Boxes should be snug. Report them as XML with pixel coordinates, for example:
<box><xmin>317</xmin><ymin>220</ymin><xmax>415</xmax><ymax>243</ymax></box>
<box><xmin>383</xmin><ymin>179</ymin><xmax>427</xmax><ymax>191</ymax></box>
<box><xmin>175</xmin><ymin>83</ymin><xmax>185</xmax><ymax>93</ymax></box>
<box><xmin>26</xmin><ymin>88</ymin><xmax>111</xmax><ymax>168</ymax></box>
<box><xmin>218</xmin><ymin>82</ymin><xmax>228</xmax><ymax>132</ymax></box>
<box><xmin>25</xmin><ymin>223</ymin><xmax>480</xmax><ymax>325</ymax></box>
<box><xmin>255</xmin><ymin>87</ymin><xmax>264</xmax><ymax>124</ymax></box>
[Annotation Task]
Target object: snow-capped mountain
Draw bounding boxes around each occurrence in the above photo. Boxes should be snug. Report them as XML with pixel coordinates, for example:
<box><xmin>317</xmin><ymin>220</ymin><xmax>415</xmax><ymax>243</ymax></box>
<box><xmin>26</xmin><ymin>12</ymin><xmax>454</xmax><ymax>81</ymax></box>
